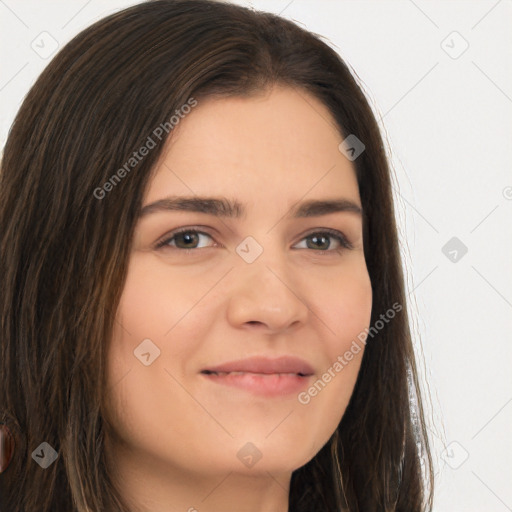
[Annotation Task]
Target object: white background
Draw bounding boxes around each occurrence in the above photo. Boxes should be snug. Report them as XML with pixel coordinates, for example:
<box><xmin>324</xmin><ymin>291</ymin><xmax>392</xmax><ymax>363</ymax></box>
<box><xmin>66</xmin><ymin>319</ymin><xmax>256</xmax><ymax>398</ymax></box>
<box><xmin>1</xmin><ymin>1</ymin><xmax>512</xmax><ymax>510</ymax></box>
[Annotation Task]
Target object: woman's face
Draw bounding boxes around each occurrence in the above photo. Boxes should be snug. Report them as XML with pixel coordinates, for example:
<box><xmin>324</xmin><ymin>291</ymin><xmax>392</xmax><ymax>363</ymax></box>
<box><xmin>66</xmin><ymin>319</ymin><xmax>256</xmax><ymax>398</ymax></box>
<box><xmin>104</xmin><ymin>85</ymin><xmax>372</xmax><ymax>483</ymax></box>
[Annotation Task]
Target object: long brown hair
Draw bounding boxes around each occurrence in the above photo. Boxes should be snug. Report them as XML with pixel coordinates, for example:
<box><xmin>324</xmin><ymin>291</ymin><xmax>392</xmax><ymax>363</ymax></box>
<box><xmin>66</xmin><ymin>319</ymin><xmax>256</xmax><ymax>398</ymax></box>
<box><xmin>0</xmin><ymin>1</ymin><xmax>433</xmax><ymax>510</ymax></box>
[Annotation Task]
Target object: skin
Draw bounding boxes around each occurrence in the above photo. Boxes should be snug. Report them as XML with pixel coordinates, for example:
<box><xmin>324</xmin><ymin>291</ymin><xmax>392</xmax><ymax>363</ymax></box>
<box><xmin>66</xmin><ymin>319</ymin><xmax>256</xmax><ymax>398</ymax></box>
<box><xmin>103</xmin><ymin>85</ymin><xmax>373</xmax><ymax>512</ymax></box>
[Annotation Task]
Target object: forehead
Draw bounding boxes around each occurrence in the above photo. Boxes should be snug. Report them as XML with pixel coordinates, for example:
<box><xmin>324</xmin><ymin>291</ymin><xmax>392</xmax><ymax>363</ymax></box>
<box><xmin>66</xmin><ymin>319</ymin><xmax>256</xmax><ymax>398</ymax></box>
<box><xmin>144</xmin><ymin>85</ymin><xmax>360</xmax><ymax>205</ymax></box>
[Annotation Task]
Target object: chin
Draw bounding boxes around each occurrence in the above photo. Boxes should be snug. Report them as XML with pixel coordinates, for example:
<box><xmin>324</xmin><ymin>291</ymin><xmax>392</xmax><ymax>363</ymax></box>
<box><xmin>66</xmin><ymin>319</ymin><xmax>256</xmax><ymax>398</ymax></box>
<box><xmin>223</xmin><ymin>435</ymin><xmax>321</xmax><ymax>475</ymax></box>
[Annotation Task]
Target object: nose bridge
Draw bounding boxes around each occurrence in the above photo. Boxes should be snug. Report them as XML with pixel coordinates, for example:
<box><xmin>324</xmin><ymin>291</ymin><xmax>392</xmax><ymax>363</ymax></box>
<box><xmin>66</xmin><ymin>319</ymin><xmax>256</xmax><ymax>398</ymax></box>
<box><xmin>226</xmin><ymin>235</ymin><xmax>309</xmax><ymax>330</ymax></box>
<box><xmin>235</xmin><ymin>232</ymin><xmax>289</xmax><ymax>289</ymax></box>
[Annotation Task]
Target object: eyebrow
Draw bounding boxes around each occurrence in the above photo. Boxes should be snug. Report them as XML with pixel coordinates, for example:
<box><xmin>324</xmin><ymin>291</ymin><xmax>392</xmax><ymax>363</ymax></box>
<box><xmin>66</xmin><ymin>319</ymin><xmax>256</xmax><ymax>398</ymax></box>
<box><xmin>138</xmin><ymin>196</ymin><xmax>363</xmax><ymax>219</ymax></box>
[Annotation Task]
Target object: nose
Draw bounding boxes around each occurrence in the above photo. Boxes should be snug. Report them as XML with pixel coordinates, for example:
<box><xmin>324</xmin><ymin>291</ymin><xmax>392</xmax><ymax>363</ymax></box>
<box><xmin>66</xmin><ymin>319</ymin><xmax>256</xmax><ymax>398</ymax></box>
<box><xmin>225</xmin><ymin>250</ymin><xmax>309</xmax><ymax>334</ymax></box>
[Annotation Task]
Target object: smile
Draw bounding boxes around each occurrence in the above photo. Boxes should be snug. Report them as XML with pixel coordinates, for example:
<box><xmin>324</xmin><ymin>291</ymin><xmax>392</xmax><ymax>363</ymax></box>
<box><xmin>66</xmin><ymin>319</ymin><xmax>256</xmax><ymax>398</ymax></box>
<box><xmin>200</xmin><ymin>370</ymin><xmax>312</xmax><ymax>396</ymax></box>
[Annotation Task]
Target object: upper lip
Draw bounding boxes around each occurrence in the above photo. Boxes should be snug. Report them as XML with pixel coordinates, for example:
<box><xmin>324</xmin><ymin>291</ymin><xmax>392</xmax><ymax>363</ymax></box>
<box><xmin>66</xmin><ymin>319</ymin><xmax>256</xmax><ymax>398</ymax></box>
<box><xmin>201</xmin><ymin>356</ymin><xmax>314</xmax><ymax>376</ymax></box>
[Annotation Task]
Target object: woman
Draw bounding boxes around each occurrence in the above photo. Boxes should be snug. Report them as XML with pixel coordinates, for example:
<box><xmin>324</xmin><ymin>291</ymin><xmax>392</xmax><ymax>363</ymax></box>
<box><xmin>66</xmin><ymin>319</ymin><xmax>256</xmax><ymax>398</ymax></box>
<box><xmin>0</xmin><ymin>1</ymin><xmax>434</xmax><ymax>510</ymax></box>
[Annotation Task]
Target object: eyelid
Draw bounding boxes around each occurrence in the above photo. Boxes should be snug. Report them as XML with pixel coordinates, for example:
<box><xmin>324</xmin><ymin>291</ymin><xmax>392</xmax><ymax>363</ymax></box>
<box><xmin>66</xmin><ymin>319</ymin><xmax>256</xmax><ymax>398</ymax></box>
<box><xmin>155</xmin><ymin>226</ymin><xmax>353</xmax><ymax>252</ymax></box>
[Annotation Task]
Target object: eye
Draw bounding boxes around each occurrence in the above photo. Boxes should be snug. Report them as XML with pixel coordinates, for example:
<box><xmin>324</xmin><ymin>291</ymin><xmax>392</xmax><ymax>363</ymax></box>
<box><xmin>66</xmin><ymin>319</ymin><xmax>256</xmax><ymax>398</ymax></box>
<box><xmin>155</xmin><ymin>228</ymin><xmax>215</xmax><ymax>251</ymax></box>
<box><xmin>294</xmin><ymin>228</ymin><xmax>353</xmax><ymax>253</ymax></box>
<box><xmin>155</xmin><ymin>227</ymin><xmax>353</xmax><ymax>253</ymax></box>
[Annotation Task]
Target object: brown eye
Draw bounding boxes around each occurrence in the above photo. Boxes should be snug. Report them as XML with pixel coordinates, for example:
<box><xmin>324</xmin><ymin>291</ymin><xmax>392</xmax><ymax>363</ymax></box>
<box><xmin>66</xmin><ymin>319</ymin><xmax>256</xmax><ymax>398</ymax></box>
<box><xmin>295</xmin><ymin>229</ymin><xmax>353</xmax><ymax>253</ymax></box>
<box><xmin>156</xmin><ymin>229</ymin><xmax>215</xmax><ymax>251</ymax></box>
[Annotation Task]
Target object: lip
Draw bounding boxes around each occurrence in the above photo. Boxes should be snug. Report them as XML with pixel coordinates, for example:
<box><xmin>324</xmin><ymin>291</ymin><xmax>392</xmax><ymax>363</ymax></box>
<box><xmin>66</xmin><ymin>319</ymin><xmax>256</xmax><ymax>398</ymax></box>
<box><xmin>202</xmin><ymin>355</ymin><xmax>314</xmax><ymax>376</ymax></box>
<box><xmin>200</xmin><ymin>356</ymin><xmax>314</xmax><ymax>397</ymax></box>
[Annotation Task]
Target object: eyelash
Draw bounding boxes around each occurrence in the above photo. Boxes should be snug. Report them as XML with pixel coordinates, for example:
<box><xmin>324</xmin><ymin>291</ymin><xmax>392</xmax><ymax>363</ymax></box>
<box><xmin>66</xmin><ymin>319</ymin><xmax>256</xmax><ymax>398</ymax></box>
<box><xmin>155</xmin><ymin>227</ymin><xmax>353</xmax><ymax>254</ymax></box>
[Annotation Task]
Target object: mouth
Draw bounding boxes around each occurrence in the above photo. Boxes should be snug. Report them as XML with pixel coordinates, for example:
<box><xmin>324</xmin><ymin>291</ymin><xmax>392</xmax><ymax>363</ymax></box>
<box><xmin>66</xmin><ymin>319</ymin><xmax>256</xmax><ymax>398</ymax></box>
<box><xmin>201</xmin><ymin>355</ymin><xmax>315</xmax><ymax>376</ymax></box>
<box><xmin>200</xmin><ymin>356</ymin><xmax>314</xmax><ymax>396</ymax></box>
<box><xmin>201</xmin><ymin>370</ymin><xmax>310</xmax><ymax>377</ymax></box>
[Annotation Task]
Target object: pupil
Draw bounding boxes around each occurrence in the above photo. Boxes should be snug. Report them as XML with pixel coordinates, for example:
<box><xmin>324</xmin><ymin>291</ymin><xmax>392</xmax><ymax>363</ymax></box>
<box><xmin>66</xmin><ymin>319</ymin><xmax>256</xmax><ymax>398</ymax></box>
<box><xmin>310</xmin><ymin>235</ymin><xmax>328</xmax><ymax>250</ymax></box>
<box><xmin>179</xmin><ymin>232</ymin><xmax>197</xmax><ymax>248</ymax></box>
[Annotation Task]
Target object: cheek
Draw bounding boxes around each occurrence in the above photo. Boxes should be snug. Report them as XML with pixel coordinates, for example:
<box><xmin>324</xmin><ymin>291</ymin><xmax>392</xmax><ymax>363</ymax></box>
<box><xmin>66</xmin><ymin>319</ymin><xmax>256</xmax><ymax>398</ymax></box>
<box><xmin>115</xmin><ymin>255</ymin><xmax>197</xmax><ymax>334</ymax></box>
<box><xmin>103</xmin><ymin>252</ymin><xmax>220</xmax><ymax>428</ymax></box>
<box><xmin>111</xmin><ymin>254</ymin><xmax>213</xmax><ymax>366</ymax></box>
<box><xmin>297</xmin><ymin>262</ymin><xmax>372</xmax><ymax>432</ymax></box>
<box><xmin>317</xmin><ymin>260</ymin><xmax>373</xmax><ymax>352</ymax></box>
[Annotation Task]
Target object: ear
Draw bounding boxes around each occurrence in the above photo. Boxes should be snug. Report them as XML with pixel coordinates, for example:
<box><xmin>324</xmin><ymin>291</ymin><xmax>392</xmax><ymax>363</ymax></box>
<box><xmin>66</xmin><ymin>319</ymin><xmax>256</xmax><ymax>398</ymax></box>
<box><xmin>0</xmin><ymin>423</ymin><xmax>15</xmax><ymax>473</ymax></box>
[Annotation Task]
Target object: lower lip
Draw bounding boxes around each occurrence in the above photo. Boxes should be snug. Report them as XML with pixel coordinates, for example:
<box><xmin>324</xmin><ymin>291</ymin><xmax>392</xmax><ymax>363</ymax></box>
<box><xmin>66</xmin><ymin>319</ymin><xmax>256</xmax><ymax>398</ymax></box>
<box><xmin>201</xmin><ymin>372</ymin><xmax>311</xmax><ymax>397</ymax></box>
